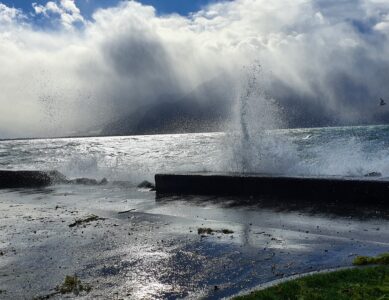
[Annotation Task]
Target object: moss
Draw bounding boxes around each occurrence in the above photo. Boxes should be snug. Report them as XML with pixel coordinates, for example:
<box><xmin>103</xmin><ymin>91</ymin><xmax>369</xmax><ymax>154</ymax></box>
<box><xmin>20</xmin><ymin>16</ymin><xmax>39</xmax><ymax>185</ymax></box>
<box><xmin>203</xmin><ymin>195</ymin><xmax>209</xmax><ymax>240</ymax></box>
<box><xmin>56</xmin><ymin>275</ymin><xmax>91</xmax><ymax>295</ymax></box>
<box><xmin>353</xmin><ymin>253</ymin><xmax>389</xmax><ymax>266</ymax></box>
<box><xmin>234</xmin><ymin>266</ymin><xmax>389</xmax><ymax>300</ymax></box>
<box><xmin>69</xmin><ymin>214</ymin><xmax>105</xmax><ymax>228</ymax></box>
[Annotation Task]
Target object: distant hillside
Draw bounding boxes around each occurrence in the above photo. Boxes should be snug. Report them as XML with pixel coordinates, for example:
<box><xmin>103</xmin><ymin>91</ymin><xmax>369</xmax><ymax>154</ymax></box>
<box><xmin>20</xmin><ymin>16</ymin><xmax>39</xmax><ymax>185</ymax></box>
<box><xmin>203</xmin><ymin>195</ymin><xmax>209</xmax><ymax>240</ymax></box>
<box><xmin>102</xmin><ymin>77</ymin><xmax>234</xmax><ymax>136</ymax></box>
<box><xmin>102</xmin><ymin>101</ymin><xmax>226</xmax><ymax>135</ymax></box>
<box><xmin>96</xmin><ymin>75</ymin><xmax>389</xmax><ymax>137</ymax></box>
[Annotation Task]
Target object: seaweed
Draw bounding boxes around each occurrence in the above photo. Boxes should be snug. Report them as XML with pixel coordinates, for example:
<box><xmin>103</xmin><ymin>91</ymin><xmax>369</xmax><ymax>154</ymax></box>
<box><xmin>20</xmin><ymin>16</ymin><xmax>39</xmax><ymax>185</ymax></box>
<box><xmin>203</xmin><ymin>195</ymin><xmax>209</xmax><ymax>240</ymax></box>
<box><xmin>198</xmin><ymin>228</ymin><xmax>214</xmax><ymax>235</ymax></box>
<box><xmin>33</xmin><ymin>275</ymin><xmax>91</xmax><ymax>299</ymax></box>
<box><xmin>56</xmin><ymin>275</ymin><xmax>91</xmax><ymax>295</ymax></box>
<box><xmin>197</xmin><ymin>227</ymin><xmax>234</xmax><ymax>235</ymax></box>
<box><xmin>69</xmin><ymin>215</ymin><xmax>105</xmax><ymax>228</ymax></box>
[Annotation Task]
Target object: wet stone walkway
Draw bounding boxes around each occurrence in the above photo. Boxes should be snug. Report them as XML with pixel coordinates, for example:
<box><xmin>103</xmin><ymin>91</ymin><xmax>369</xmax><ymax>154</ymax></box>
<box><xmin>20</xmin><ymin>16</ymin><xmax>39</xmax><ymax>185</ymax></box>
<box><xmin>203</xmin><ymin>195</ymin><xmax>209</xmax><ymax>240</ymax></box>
<box><xmin>0</xmin><ymin>184</ymin><xmax>389</xmax><ymax>299</ymax></box>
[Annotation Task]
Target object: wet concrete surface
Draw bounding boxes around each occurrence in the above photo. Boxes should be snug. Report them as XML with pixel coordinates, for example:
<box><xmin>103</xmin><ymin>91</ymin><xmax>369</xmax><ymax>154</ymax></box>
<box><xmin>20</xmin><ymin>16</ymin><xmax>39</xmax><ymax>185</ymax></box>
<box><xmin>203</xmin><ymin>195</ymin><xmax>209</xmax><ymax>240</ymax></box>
<box><xmin>1</xmin><ymin>184</ymin><xmax>389</xmax><ymax>299</ymax></box>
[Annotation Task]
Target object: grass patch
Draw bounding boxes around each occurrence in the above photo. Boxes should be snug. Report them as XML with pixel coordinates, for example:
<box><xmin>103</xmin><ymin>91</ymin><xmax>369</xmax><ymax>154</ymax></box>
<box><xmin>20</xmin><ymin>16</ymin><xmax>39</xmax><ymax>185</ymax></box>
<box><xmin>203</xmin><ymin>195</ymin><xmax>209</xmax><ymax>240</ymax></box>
<box><xmin>197</xmin><ymin>227</ymin><xmax>234</xmax><ymax>235</ymax></box>
<box><xmin>56</xmin><ymin>275</ymin><xmax>91</xmax><ymax>295</ymax></box>
<box><xmin>353</xmin><ymin>253</ymin><xmax>389</xmax><ymax>266</ymax></box>
<box><xmin>69</xmin><ymin>214</ymin><xmax>105</xmax><ymax>228</ymax></box>
<box><xmin>234</xmin><ymin>266</ymin><xmax>389</xmax><ymax>300</ymax></box>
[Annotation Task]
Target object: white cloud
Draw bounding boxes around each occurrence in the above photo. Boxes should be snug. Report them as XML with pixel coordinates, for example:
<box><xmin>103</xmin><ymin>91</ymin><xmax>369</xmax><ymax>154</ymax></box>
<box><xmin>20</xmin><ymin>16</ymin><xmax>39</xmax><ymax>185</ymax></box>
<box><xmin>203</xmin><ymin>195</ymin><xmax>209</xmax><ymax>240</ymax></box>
<box><xmin>0</xmin><ymin>0</ymin><xmax>389</xmax><ymax>138</ymax></box>
<box><xmin>374</xmin><ymin>14</ymin><xmax>389</xmax><ymax>33</ymax></box>
<box><xmin>0</xmin><ymin>3</ymin><xmax>24</xmax><ymax>25</ymax></box>
<box><xmin>60</xmin><ymin>0</ymin><xmax>81</xmax><ymax>14</ymax></box>
<box><xmin>33</xmin><ymin>0</ymin><xmax>84</xmax><ymax>29</ymax></box>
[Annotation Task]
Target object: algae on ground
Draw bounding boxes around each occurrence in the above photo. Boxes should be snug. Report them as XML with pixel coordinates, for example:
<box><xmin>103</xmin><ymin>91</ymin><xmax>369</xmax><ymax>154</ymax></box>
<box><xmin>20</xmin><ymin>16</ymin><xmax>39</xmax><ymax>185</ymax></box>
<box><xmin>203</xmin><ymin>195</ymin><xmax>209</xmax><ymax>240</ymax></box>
<box><xmin>33</xmin><ymin>275</ymin><xmax>91</xmax><ymax>299</ymax></box>
<box><xmin>56</xmin><ymin>275</ymin><xmax>91</xmax><ymax>295</ymax></box>
<box><xmin>234</xmin><ymin>266</ymin><xmax>389</xmax><ymax>300</ymax></box>
<box><xmin>353</xmin><ymin>252</ymin><xmax>389</xmax><ymax>266</ymax></box>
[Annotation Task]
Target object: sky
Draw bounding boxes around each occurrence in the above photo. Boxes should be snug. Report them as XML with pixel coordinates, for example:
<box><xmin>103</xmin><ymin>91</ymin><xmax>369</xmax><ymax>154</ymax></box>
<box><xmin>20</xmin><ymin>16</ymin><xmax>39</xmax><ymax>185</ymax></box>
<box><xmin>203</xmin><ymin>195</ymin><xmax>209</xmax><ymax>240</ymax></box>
<box><xmin>1</xmin><ymin>0</ymin><xmax>219</xmax><ymax>19</ymax></box>
<box><xmin>1</xmin><ymin>0</ymin><xmax>389</xmax><ymax>138</ymax></box>
<box><xmin>0</xmin><ymin>1</ymin><xmax>221</xmax><ymax>33</ymax></box>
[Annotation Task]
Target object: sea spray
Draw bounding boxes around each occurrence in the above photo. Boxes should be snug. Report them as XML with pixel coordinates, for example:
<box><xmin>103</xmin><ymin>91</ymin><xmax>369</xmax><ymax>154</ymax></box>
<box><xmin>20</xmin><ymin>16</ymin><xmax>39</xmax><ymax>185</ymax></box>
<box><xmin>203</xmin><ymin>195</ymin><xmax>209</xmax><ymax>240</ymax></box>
<box><xmin>238</xmin><ymin>64</ymin><xmax>258</xmax><ymax>172</ymax></box>
<box><xmin>223</xmin><ymin>63</ymin><xmax>389</xmax><ymax>176</ymax></box>
<box><xmin>226</xmin><ymin>63</ymin><xmax>296</xmax><ymax>174</ymax></box>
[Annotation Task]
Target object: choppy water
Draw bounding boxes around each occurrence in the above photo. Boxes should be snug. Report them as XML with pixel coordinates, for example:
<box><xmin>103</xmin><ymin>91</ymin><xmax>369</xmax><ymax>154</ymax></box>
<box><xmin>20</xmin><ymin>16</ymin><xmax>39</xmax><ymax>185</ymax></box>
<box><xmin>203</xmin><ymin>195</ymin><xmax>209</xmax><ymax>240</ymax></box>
<box><xmin>1</xmin><ymin>124</ymin><xmax>389</xmax><ymax>183</ymax></box>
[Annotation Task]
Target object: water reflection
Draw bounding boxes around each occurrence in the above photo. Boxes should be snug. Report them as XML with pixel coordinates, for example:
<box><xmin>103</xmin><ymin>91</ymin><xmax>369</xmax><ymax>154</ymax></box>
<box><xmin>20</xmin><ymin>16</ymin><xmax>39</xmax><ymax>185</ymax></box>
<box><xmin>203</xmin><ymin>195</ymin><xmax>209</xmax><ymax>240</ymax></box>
<box><xmin>157</xmin><ymin>194</ymin><xmax>389</xmax><ymax>220</ymax></box>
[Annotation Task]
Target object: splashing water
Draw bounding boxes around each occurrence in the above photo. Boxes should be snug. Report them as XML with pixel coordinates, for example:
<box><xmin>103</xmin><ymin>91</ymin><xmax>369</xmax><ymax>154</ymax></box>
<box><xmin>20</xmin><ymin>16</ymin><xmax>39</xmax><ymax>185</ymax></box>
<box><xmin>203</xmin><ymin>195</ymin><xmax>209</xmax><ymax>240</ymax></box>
<box><xmin>227</xmin><ymin>63</ymin><xmax>294</xmax><ymax>174</ymax></box>
<box><xmin>2</xmin><ymin>63</ymin><xmax>389</xmax><ymax>181</ymax></box>
<box><xmin>1</xmin><ymin>125</ymin><xmax>389</xmax><ymax>183</ymax></box>
<box><xmin>224</xmin><ymin>63</ymin><xmax>389</xmax><ymax>177</ymax></box>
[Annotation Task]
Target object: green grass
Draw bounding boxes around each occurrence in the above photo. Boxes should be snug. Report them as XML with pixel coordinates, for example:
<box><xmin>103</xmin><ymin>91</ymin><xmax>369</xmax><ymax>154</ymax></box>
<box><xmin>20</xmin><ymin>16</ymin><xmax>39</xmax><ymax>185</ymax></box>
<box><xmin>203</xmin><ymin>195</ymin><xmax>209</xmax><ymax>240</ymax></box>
<box><xmin>234</xmin><ymin>266</ymin><xmax>389</xmax><ymax>300</ymax></box>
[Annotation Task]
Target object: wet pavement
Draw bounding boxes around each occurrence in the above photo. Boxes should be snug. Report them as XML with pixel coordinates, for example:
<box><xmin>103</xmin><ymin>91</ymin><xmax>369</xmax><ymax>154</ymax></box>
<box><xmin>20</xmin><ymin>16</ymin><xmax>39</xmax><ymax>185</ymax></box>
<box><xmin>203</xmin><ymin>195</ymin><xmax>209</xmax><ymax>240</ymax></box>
<box><xmin>1</xmin><ymin>184</ymin><xmax>389</xmax><ymax>299</ymax></box>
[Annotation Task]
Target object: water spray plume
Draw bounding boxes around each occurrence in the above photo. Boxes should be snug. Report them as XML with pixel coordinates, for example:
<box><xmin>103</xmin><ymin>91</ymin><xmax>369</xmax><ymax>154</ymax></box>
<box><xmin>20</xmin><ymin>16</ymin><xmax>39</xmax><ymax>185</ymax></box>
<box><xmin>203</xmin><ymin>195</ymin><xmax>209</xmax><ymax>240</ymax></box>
<box><xmin>234</xmin><ymin>62</ymin><xmax>285</xmax><ymax>173</ymax></box>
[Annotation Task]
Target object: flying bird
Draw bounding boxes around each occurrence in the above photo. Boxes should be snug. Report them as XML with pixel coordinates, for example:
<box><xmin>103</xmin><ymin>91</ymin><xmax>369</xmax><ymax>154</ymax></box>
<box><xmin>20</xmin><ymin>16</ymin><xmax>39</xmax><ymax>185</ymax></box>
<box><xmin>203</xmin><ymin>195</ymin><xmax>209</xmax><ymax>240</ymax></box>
<box><xmin>380</xmin><ymin>98</ymin><xmax>387</xmax><ymax>106</ymax></box>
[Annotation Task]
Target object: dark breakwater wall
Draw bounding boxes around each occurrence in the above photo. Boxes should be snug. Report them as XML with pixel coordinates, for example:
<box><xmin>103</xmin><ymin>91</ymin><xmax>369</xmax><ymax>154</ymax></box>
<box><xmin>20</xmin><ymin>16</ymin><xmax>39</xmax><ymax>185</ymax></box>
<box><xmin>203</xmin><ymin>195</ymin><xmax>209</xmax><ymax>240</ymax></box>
<box><xmin>0</xmin><ymin>170</ymin><xmax>62</xmax><ymax>188</ymax></box>
<box><xmin>155</xmin><ymin>173</ymin><xmax>389</xmax><ymax>202</ymax></box>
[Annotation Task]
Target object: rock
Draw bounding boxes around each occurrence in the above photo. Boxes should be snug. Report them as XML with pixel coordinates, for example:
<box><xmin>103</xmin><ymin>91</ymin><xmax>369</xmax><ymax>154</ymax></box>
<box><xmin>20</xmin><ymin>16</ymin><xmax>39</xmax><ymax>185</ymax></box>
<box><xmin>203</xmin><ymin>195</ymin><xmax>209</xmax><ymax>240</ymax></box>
<box><xmin>0</xmin><ymin>170</ymin><xmax>53</xmax><ymax>188</ymax></box>
<box><xmin>73</xmin><ymin>178</ymin><xmax>98</xmax><ymax>185</ymax></box>
<box><xmin>137</xmin><ymin>180</ymin><xmax>155</xmax><ymax>190</ymax></box>
<box><xmin>364</xmin><ymin>172</ymin><xmax>382</xmax><ymax>177</ymax></box>
<box><xmin>47</xmin><ymin>170</ymin><xmax>68</xmax><ymax>183</ymax></box>
<box><xmin>67</xmin><ymin>177</ymin><xmax>108</xmax><ymax>186</ymax></box>
<box><xmin>99</xmin><ymin>178</ymin><xmax>108</xmax><ymax>185</ymax></box>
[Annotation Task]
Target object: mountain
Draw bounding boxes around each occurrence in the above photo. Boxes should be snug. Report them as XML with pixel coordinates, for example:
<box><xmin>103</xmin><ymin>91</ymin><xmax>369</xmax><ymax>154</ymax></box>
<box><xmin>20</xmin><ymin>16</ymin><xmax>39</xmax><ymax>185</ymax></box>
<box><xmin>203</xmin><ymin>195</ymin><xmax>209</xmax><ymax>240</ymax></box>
<box><xmin>101</xmin><ymin>77</ymin><xmax>234</xmax><ymax>136</ymax></box>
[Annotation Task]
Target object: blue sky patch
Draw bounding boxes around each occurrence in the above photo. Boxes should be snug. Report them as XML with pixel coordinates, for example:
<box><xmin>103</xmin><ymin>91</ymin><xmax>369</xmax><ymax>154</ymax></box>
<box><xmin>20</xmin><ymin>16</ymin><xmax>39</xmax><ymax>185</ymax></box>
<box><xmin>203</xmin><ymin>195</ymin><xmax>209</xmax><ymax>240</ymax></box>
<box><xmin>1</xmin><ymin>0</ymin><xmax>219</xmax><ymax>20</ymax></box>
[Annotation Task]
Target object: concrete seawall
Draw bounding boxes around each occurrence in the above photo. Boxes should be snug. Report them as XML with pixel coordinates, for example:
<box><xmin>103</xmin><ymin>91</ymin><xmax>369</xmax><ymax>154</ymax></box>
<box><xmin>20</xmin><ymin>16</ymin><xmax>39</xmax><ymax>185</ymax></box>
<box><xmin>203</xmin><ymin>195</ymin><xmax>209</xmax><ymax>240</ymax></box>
<box><xmin>155</xmin><ymin>173</ymin><xmax>389</xmax><ymax>202</ymax></box>
<box><xmin>0</xmin><ymin>170</ymin><xmax>57</xmax><ymax>188</ymax></box>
